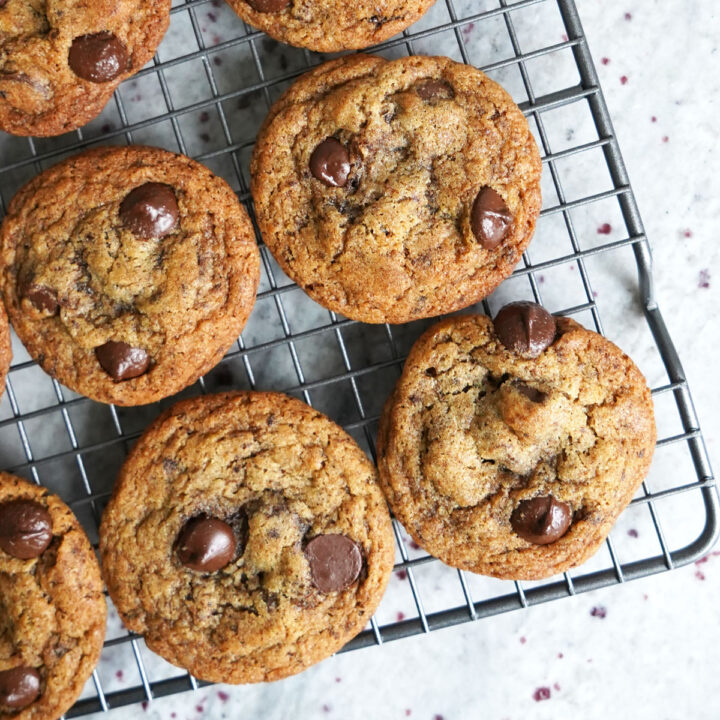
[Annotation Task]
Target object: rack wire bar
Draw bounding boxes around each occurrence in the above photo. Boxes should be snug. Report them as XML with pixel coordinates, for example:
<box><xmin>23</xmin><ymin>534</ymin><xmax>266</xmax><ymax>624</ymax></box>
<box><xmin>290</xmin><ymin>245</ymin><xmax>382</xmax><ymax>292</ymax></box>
<box><xmin>0</xmin><ymin>0</ymin><xmax>715</xmax><ymax>716</ymax></box>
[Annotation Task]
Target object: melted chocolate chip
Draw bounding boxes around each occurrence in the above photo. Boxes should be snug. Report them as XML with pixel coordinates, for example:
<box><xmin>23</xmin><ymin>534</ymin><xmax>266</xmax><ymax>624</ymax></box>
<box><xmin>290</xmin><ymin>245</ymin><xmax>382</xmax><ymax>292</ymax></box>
<box><xmin>247</xmin><ymin>0</ymin><xmax>290</xmax><ymax>11</ymax></box>
<box><xmin>493</xmin><ymin>301</ymin><xmax>557</xmax><ymax>358</ymax></box>
<box><xmin>68</xmin><ymin>32</ymin><xmax>129</xmax><ymax>83</ymax></box>
<box><xmin>120</xmin><ymin>183</ymin><xmax>179</xmax><ymax>240</ymax></box>
<box><xmin>416</xmin><ymin>78</ymin><xmax>454</xmax><ymax>101</ymax></box>
<box><xmin>0</xmin><ymin>0</ymin><xmax>8</xmax><ymax>8</ymax></box>
<box><xmin>0</xmin><ymin>667</ymin><xmax>41</xmax><ymax>709</ymax></box>
<box><xmin>310</xmin><ymin>138</ymin><xmax>351</xmax><ymax>188</ymax></box>
<box><xmin>510</xmin><ymin>496</ymin><xmax>571</xmax><ymax>545</ymax></box>
<box><xmin>176</xmin><ymin>517</ymin><xmax>237</xmax><ymax>572</ymax></box>
<box><xmin>23</xmin><ymin>285</ymin><xmax>58</xmax><ymax>314</ymax></box>
<box><xmin>95</xmin><ymin>341</ymin><xmax>150</xmax><ymax>382</ymax></box>
<box><xmin>0</xmin><ymin>500</ymin><xmax>52</xmax><ymax>559</ymax></box>
<box><xmin>471</xmin><ymin>187</ymin><xmax>512</xmax><ymax>249</ymax></box>
<box><xmin>305</xmin><ymin>534</ymin><xmax>362</xmax><ymax>592</ymax></box>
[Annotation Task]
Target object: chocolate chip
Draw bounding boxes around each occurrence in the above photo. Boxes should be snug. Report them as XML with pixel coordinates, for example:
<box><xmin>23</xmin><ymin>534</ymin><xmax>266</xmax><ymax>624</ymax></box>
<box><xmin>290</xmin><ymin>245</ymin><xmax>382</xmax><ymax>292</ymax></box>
<box><xmin>0</xmin><ymin>667</ymin><xmax>41</xmax><ymax>709</ymax></box>
<box><xmin>247</xmin><ymin>0</ymin><xmax>290</xmax><ymax>11</ymax></box>
<box><xmin>309</xmin><ymin>138</ymin><xmax>351</xmax><ymax>188</ymax></box>
<box><xmin>95</xmin><ymin>341</ymin><xmax>150</xmax><ymax>382</ymax></box>
<box><xmin>416</xmin><ymin>79</ymin><xmax>454</xmax><ymax>101</ymax></box>
<box><xmin>176</xmin><ymin>516</ymin><xmax>237</xmax><ymax>572</ymax></box>
<box><xmin>305</xmin><ymin>534</ymin><xmax>362</xmax><ymax>592</ymax></box>
<box><xmin>493</xmin><ymin>301</ymin><xmax>557</xmax><ymax>358</ymax></box>
<box><xmin>510</xmin><ymin>496</ymin><xmax>571</xmax><ymax>545</ymax></box>
<box><xmin>0</xmin><ymin>500</ymin><xmax>52</xmax><ymax>560</ymax></box>
<box><xmin>471</xmin><ymin>187</ymin><xmax>512</xmax><ymax>249</ymax></box>
<box><xmin>23</xmin><ymin>285</ymin><xmax>58</xmax><ymax>314</ymax></box>
<box><xmin>119</xmin><ymin>183</ymin><xmax>179</xmax><ymax>240</ymax></box>
<box><xmin>68</xmin><ymin>32</ymin><xmax>129</xmax><ymax>83</ymax></box>
<box><xmin>0</xmin><ymin>1</ymin><xmax>8</xmax><ymax>8</ymax></box>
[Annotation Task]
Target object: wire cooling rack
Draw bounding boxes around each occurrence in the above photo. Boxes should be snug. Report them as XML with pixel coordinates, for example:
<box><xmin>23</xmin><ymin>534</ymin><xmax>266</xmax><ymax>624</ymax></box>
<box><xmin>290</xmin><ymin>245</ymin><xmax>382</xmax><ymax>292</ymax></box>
<box><xmin>0</xmin><ymin>0</ymin><xmax>716</xmax><ymax>716</ymax></box>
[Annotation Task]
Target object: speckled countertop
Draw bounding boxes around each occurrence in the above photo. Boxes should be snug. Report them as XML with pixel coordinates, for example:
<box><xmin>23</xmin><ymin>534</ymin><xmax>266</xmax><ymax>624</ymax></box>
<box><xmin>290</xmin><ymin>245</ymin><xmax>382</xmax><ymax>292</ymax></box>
<box><xmin>10</xmin><ymin>1</ymin><xmax>720</xmax><ymax>719</ymax></box>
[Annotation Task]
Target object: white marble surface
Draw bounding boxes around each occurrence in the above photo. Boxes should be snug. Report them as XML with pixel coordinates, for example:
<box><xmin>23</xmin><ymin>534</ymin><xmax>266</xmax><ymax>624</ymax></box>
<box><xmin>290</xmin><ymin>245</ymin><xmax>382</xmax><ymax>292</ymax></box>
<box><xmin>6</xmin><ymin>1</ymin><xmax>719</xmax><ymax>719</ymax></box>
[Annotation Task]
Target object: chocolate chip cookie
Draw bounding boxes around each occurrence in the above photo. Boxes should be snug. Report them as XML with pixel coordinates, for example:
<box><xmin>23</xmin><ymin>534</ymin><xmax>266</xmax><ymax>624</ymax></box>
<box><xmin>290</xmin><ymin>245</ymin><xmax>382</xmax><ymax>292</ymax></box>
<box><xmin>0</xmin><ymin>145</ymin><xmax>260</xmax><ymax>406</ymax></box>
<box><xmin>0</xmin><ymin>301</ymin><xmax>11</xmax><ymax>402</ymax></box>
<box><xmin>0</xmin><ymin>0</ymin><xmax>171</xmax><ymax>136</ymax></box>
<box><xmin>99</xmin><ymin>391</ymin><xmax>394</xmax><ymax>683</ymax></box>
<box><xmin>0</xmin><ymin>473</ymin><xmax>106</xmax><ymax>720</ymax></box>
<box><xmin>251</xmin><ymin>54</ymin><xmax>542</xmax><ymax>324</ymax></box>
<box><xmin>227</xmin><ymin>0</ymin><xmax>435</xmax><ymax>52</ymax></box>
<box><xmin>377</xmin><ymin>303</ymin><xmax>656</xmax><ymax>580</ymax></box>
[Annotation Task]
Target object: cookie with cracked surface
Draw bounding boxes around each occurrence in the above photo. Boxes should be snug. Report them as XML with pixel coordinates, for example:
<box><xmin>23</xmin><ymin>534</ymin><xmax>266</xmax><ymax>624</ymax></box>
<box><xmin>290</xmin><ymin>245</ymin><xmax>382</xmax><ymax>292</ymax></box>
<box><xmin>0</xmin><ymin>145</ymin><xmax>260</xmax><ymax>406</ymax></box>
<box><xmin>251</xmin><ymin>54</ymin><xmax>542</xmax><ymax>324</ymax></box>
<box><xmin>99</xmin><ymin>391</ymin><xmax>395</xmax><ymax>683</ymax></box>
<box><xmin>376</xmin><ymin>305</ymin><xmax>656</xmax><ymax>580</ymax></box>
<box><xmin>226</xmin><ymin>0</ymin><xmax>435</xmax><ymax>52</ymax></box>
<box><xmin>0</xmin><ymin>0</ymin><xmax>171</xmax><ymax>136</ymax></box>
<box><xmin>0</xmin><ymin>473</ymin><xmax>106</xmax><ymax>720</ymax></box>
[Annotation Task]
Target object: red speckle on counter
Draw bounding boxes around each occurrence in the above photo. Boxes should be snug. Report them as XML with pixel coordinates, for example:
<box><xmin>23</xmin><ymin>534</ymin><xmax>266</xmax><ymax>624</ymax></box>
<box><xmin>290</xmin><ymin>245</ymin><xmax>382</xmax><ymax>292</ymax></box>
<box><xmin>196</xmin><ymin>706</ymin><xmax>204</xmax><ymax>713</ymax></box>
<box><xmin>207</xmin><ymin>12</ymin><xmax>217</xmax><ymax>21</ymax></box>
<box><xmin>171</xmin><ymin>714</ymin><xmax>176</xmax><ymax>719</ymax></box>
<box><xmin>538</xmin><ymin>274</ymin><xmax>545</xmax><ymax>284</ymax></box>
<box><xmin>101</xmin><ymin>123</ymin><xmax>113</xmax><ymax>134</ymax></box>
<box><xmin>696</xmin><ymin>570</ymin><xmax>706</xmax><ymax>581</ymax></box>
<box><xmin>561</xmin><ymin>33</ymin><xmax>568</xmax><ymax>41</ymax></box>
<box><xmin>218</xmin><ymin>691</ymin><xmax>229</xmax><ymax>702</ymax></box>
<box><xmin>620</xmin><ymin>75</ymin><xmax>628</xmax><ymax>85</ymax></box>
<box><xmin>597</xmin><ymin>223</ymin><xmax>612</xmax><ymax>234</ymax></box>
<box><xmin>397</xmin><ymin>611</ymin><xmax>406</xmax><ymax>621</ymax></box>
<box><xmin>200</xmin><ymin>133</ymin><xmax>210</xmax><ymax>143</ymax></box>
<box><xmin>699</xmin><ymin>269</ymin><xmax>711</xmax><ymax>289</ymax></box>
<box><xmin>558</xmin><ymin>652</ymin><xmax>564</xmax><ymax>659</ymax></box>
<box><xmin>696</xmin><ymin>556</ymin><xmax>709</xmax><ymax>565</ymax></box>
<box><xmin>628</xmin><ymin>528</ymin><xmax>639</xmax><ymax>538</ymax></box>
<box><xmin>212</xmin><ymin>0</ymin><xmax>221</xmax><ymax>5</ymax></box>
<box><xmin>396</xmin><ymin>570</ymin><xmax>407</xmax><ymax>580</ymax></box>
<box><xmin>592</xmin><ymin>290</ymin><xmax>599</xmax><ymax>298</ymax></box>
<box><xmin>141</xmin><ymin>701</ymin><xmax>148</xmax><ymax>711</ymax></box>
<box><xmin>200</xmin><ymin>111</ymin><xmax>210</xmax><ymax>122</ymax></box>
<box><xmin>643</xmin><ymin>594</ymin><xmax>649</xmax><ymax>601</ymax></box>
<box><xmin>651</xmin><ymin>116</ymin><xmax>657</xmax><ymax>122</ymax></box>
<box><xmin>409</xmin><ymin>540</ymin><xmax>420</xmax><ymax>550</ymax></box>
<box><xmin>335</xmin><ymin>677</ymin><xmax>342</xmax><ymax>683</ymax></box>
<box><xmin>590</xmin><ymin>606</ymin><xmax>607</xmax><ymax>618</ymax></box>
<box><xmin>115</xmin><ymin>670</ymin><xmax>123</xmax><ymax>680</ymax></box>
<box><xmin>520</xmin><ymin>636</ymin><xmax>527</xmax><ymax>644</ymax></box>
<box><xmin>323</xmin><ymin>705</ymin><xmax>331</xmax><ymax>713</ymax></box>
<box><xmin>533</xmin><ymin>687</ymin><xmax>551</xmax><ymax>702</ymax></box>
<box><xmin>553</xmin><ymin>683</ymin><xmax>561</xmax><ymax>691</ymax></box>
<box><xmin>214</xmin><ymin>56</ymin><xmax>223</xmax><ymax>66</ymax></box>
<box><xmin>212</xmin><ymin>34</ymin><xmax>222</xmax><ymax>45</ymax></box>
<box><xmin>434</xmin><ymin>715</ymin><xmax>445</xmax><ymax>720</ymax></box>
<box><xmin>601</xmin><ymin>57</ymin><xmax>610</xmax><ymax>65</ymax></box>
<box><xmin>624</xmin><ymin>12</ymin><xmax>632</xmax><ymax>20</ymax></box>
<box><xmin>662</xmin><ymin>136</ymin><xmax>669</xmax><ymax>143</ymax></box>
<box><xmin>405</xmin><ymin>711</ymin><xmax>412</xmax><ymax>717</ymax></box>
<box><xmin>684</xmin><ymin>229</ymin><xmax>693</xmax><ymax>238</ymax></box>
<box><xmin>462</xmin><ymin>22</ymin><xmax>474</xmax><ymax>39</ymax></box>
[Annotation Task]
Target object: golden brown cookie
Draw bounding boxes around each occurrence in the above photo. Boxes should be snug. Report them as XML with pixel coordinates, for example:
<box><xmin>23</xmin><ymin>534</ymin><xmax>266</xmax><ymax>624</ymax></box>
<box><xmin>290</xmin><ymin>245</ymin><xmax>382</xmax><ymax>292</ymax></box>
<box><xmin>0</xmin><ymin>302</ymin><xmax>11</xmax><ymax>401</ymax></box>
<box><xmin>377</xmin><ymin>304</ymin><xmax>656</xmax><ymax>580</ymax></box>
<box><xmin>99</xmin><ymin>391</ymin><xmax>395</xmax><ymax>683</ymax></box>
<box><xmin>0</xmin><ymin>473</ymin><xmax>106</xmax><ymax>720</ymax></box>
<box><xmin>0</xmin><ymin>0</ymin><xmax>171</xmax><ymax>137</ymax></box>
<box><xmin>251</xmin><ymin>54</ymin><xmax>542</xmax><ymax>324</ymax></box>
<box><xmin>0</xmin><ymin>145</ymin><xmax>260</xmax><ymax>407</ymax></box>
<box><xmin>226</xmin><ymin>0</ymin><xmax>435</xmax><ymax>52</ymax></box>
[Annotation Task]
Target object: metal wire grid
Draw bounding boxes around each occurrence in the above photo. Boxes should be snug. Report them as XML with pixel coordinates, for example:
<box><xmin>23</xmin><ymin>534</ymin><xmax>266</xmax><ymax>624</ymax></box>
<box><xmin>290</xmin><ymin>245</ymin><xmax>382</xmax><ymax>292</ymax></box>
<box><xmin>0</xmin><ymin>0</ymin><xmax>714</xmax><ymax>715</ymax></box>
